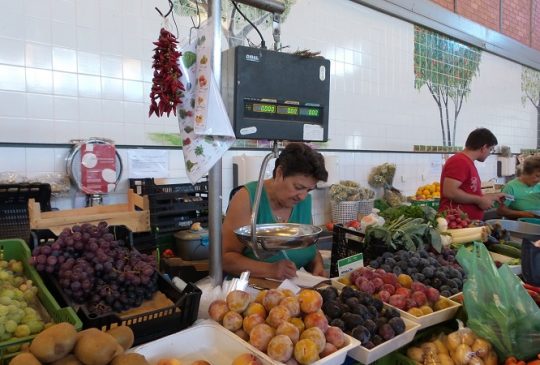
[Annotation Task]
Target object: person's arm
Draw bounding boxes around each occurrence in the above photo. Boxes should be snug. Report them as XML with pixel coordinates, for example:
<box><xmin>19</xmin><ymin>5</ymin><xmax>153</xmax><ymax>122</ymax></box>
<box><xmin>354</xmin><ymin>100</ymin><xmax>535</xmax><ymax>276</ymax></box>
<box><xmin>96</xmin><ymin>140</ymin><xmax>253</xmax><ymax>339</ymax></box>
<box><xmin>306</xmin><ymin>250</ymin><xmax>327</xmax><ymax>277</ymax></box>
<box><xmin>222</xmin><ymin>188</ymin><xmax>297</xmax><ymax>280</ymax></box>
<box><xmin>442</xmin><ymin>177</ymin><xmax>505</xmax><ymax>210</ymax></box>
<box><xmin>496</xmin><ymin>204</ymin><xmax>536</xmax><ymax>219</ymax></box>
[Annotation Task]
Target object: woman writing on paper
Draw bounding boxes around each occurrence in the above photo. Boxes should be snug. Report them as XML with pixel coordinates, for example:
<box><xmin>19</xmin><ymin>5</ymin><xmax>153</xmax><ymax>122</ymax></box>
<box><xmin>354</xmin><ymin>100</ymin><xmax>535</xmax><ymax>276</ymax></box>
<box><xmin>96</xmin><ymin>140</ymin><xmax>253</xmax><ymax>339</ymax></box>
<box><xmin>222</xmin><ymin>143</ymin><xmax>329</xmax><ymax>280</ymax></box>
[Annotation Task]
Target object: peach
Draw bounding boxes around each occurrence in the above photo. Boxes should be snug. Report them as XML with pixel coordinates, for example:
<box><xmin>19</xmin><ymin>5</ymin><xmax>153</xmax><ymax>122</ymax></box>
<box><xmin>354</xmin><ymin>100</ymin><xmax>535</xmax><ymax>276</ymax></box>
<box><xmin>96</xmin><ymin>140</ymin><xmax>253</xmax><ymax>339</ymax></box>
<box><xmin>294</xmin><ymin>339</ymin><xmax>320</xmax><ymax>365</ymax></box>
<box><xmin>235</xmin><ymin>329</ymin><xmax>249</xmax><ymax>341</ymax></box>
<box><xmin>297</xmin><ymin>289</ymin><xmax>323</xmax><ymax>314</ymax></box>
<box><xmin>280</xmin><ymin>296</ymin><xmax>301</xmax><ymax>317</ymax></box>
<box><xmin>289</xmin><ymin>317</ymin><xmax>305</xmax><ymax>333</ymax></box>
<box><xmin>303</xmin><ymin>311</ymin><xmax>329</xmax><ymax>333</ymax></box>
<box><xmin>243</xmin><ymin>313</ymin><xmax>265</xmax><ymax>334</ymax></box>
<box><xmin>325</xmin><ymin>326</ymin><xmax>347</xmax><ymax>348</ymax></box>
<box><xmin>231</xmin><ymin>353</ymin><xmax>263</xmax><ymax>365</ymax></box>
<box><xmin>227</xmin><ymin>290</ymin><xmax>251</xmax><ymax>313</ymax></box>
<box><xmin>208</xmin><ymin>300</ymin><xmax>229</xmax><ymax>323</ymax></box>
<box><xmin>263</xmin><ymin>289</ymin><xmax>285</xmax><ymax>311</ymax></box>
<box><xmin>223</xmin><ymin>311</ymin><xmax>243</xmax><ymax>331</ymax></box>
<box><xmin>276</xmin><ymin>321</ymin><xmax>300</xmax><ymax>344</ymax></box>
<box><xmin>320</xmin><ymin>343</ymin><xmax>338</xmax><ymax>357</ymax></box>
<box><xmin>249</xmin><ymin>323</ymin><xmax>275</xmax><ymax>352</ymax></box>
<box><xmin>254</xmin><ymin>290</ymin><xmax>267</xmax><ymax>304</ymax></box>
<box><xmin>266</xmin><ymin>305</ymin><xmax>291</xmax><ymax>328</ymax></box>
<box><xmin>267</xmin><ymin>334</ymin><xmax>294</xmax><ymax>362</ymax></box>
<box><xmin>300</xmin><ymin>327</ymin><xmax>326</xmax><ymax>354</ymax></box>
<box><xmin>244</xmin><ymin>302</ymin><xmax>267</xmax><ymax>318</ymax></box>
<box><xmin>280</xmin><ymin>288</ymin><xmax>295</xmax><ymax>297</ymax></box>
<box><xmin>191</xmin><ymin>361</ymin><xmax>211</xmax><ymax>365</ymax></box>
<box><xmin>157</xmin><ymin>360</ymin><xmax>182</xmax><ymax>365</ymax></box>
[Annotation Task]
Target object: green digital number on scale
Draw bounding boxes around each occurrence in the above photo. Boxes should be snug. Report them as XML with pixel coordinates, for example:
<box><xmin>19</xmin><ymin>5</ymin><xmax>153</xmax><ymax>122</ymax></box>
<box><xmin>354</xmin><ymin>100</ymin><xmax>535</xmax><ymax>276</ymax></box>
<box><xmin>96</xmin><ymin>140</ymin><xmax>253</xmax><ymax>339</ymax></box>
<box><xmin>277</xmin><ymin>106</ymin><xmax>298</xmax><ymax>115</ymax></box>
<box><xmin>253</xmin><ymin>103</ymin><xmax>276</xmax><ymax>113</ymax></box>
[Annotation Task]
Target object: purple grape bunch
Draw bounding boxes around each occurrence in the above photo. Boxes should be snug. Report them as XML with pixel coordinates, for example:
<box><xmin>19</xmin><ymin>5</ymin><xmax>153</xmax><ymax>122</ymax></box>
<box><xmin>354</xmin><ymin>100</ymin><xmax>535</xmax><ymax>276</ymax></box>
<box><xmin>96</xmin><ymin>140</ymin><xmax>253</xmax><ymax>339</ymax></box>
<box><xmin>32</xmin><ymin>222</ymin><xmax>158</xmax><ymax>314</ymax></box>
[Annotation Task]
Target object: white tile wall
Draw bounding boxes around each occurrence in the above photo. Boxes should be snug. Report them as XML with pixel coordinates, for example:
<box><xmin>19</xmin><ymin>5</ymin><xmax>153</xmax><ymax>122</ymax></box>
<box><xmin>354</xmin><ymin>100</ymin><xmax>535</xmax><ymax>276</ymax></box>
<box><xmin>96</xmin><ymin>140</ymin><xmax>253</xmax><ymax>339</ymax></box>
<box><xmin>0</xmin><ymin>0</ymin><xmax>528</xmax><ymax>225</ymax></box>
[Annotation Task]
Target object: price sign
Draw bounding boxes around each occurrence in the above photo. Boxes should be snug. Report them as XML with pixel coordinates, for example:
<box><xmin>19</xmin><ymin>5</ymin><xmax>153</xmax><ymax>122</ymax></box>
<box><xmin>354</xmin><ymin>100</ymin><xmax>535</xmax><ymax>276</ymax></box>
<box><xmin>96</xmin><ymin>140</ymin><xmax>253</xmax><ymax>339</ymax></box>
<box><xmin>337</xmin><ymin>253</ymin><xmax>364</xmax><ymax>277</ymax></box>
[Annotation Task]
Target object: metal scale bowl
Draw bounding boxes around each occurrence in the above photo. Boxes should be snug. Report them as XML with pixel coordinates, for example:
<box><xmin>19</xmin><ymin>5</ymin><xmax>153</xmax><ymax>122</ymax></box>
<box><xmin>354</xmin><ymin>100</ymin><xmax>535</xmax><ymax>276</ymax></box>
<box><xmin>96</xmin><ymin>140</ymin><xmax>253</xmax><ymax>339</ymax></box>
<box><xmin>233</xmin><ymin>141</ymin><xmax>322</xmax><ymax>259</ymax></box>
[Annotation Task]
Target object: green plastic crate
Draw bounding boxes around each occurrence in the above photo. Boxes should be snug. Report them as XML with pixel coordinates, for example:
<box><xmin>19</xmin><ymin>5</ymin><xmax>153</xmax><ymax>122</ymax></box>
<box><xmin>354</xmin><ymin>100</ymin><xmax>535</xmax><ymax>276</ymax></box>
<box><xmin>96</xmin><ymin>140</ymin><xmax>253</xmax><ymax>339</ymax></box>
<box><xmin>410</xmin><ymin>199</ymin><xmax>440</xmax><ymax>210</ymax></box>
<box><xmin>0</xmin><ymin>239</ymin><xmax>82</xmax><ymax>363</ymax></box>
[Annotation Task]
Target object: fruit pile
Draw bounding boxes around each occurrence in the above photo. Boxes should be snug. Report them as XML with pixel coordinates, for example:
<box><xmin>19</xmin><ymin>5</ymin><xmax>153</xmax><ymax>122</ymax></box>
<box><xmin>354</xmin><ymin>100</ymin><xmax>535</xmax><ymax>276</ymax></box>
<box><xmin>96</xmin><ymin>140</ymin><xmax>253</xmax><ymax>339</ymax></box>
<box><xmin>0</xmin><ymin>259</ymin><xmax>46</xmax><ymax>345</ymax></box>
<box><xmin>31</xmin><ymin>222</ymin><xmax>158</xmax><ymax>315</ymax></box>
<box><xmin>406</xmin><ymin>324</ymin><xmax>497</xmax><ymax>364</ymax></box>
<box><xmin>442</xmin><ymin>207</ymin><xmax>472</xmax><ymax>229</ymax></box>
<box><xmin>415</xmin><ymin>182</ymin><xmax>440</xmax><ymax>200</ymax></box>
<box><xmin>318</xmin><ymin>285</ymin><xmax>406</xmax><ymax>350</ymax></box>
<box><xmin>9</xmin><ymin>323</ymin><xmax>146</xmax><ymax>365</ymax></box>
<box><xmin>338</xmin><ymin>267</ymin><xmax>455</xmax><ymax>315</ymax></box>
<box><xmin>368</xmin><ymin>249</ymin><xmax>465</xmax><ymax>296</ymax></box>
<box><xmin>209</xmin><ymin>289</ymin><xmax>350</xmax><ymax>364</ymax></box>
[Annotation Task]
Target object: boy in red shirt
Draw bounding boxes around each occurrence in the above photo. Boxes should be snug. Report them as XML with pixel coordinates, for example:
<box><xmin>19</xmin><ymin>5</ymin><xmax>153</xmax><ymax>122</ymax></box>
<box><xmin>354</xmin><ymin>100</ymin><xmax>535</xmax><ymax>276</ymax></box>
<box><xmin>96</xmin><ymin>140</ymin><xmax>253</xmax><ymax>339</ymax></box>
<box><xmin>439</xmin><ymin>128</ymin><xmax>506</xmax><ymax>220</ymax></box>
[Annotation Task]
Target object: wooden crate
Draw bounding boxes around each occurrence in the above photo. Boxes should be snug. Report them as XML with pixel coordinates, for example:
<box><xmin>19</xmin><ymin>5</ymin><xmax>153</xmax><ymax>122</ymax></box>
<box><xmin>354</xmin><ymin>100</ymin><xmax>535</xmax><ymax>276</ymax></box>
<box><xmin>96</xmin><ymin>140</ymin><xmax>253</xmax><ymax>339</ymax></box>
<box><xmin>28</xmin><ymin>189</ymin><xmax>150</xmax><ymax>235</ymax></box>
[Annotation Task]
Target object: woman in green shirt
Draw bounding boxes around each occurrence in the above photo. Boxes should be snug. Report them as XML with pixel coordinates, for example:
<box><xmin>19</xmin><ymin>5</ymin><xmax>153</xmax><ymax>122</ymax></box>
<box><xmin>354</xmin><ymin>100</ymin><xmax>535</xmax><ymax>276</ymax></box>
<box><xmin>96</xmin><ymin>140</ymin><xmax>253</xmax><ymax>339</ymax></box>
<box><xmin>497</xmin><ymin>156</ymin><xmax>540</xmax><ymax>219</ymax></box>
<box><xmin>222</xmin><ymin>143</ymin><xmax>328</xmax><ymax>280</ymax></box>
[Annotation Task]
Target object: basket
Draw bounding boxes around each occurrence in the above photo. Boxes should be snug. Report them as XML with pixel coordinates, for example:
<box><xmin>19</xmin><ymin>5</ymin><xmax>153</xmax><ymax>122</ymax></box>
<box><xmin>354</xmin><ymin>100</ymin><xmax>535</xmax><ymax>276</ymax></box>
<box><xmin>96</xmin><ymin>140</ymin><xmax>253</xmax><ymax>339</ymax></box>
<box><xmin>331</xmin><ymin>201</ymin><xmax>360</xmax><ymax>224</ymax></box>
<box><xmin>358</xmin><ymin>199</ymin><xmax>375</xmax><ymax>216</ymax></box>
<box><xmin>0</xmin><ymin>239</ymin><xmax>81</xmax><ymax>363</ymax></box>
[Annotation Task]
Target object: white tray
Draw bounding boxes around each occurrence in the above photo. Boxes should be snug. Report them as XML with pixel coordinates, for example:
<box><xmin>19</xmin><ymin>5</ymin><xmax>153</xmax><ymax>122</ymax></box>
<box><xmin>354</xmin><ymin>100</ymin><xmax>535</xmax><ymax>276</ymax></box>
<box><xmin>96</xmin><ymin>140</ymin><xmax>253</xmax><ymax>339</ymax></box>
<box><xmin>393</xmin><ymin>296</ymin><xmax>461</xmax><ymax>330</ymax></box>
<box><xmin>131</xmin><ymin>320</ymin><xmax>361</xmax><ymax>365</ymax></box>
<box><xmin>347</xmin><ymin>316</ymin><xmax>420</xmax><ymax>364</ymax></box>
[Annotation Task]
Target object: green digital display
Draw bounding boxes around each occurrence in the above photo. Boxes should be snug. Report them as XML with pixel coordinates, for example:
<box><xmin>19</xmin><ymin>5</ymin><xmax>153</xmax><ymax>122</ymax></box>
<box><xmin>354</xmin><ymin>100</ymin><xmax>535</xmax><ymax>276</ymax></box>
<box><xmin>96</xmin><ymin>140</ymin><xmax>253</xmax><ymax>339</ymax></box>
<box><xmin>253</xmin><ymin>103</ymin><xmax>276</xmax><ymax>113</ymax></box>
<box><xmin>277</xmin><ymin>106</ymin><xmax>299</xmax><ymax>115</ymax></box>
<box><xmin>300</xmin><ymin>107</ymin><xmax>320</xmax><ymax>117</ymax></box>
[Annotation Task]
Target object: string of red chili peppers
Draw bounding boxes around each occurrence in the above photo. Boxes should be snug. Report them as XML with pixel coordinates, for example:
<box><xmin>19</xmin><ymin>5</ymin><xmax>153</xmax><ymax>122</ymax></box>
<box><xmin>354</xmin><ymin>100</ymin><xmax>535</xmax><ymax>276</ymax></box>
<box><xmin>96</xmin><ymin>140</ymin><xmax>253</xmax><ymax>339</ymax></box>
<box><xmin>149</xmin><ymin>28</ymin><xmax>185</xmax><ymax>117</ymax></box>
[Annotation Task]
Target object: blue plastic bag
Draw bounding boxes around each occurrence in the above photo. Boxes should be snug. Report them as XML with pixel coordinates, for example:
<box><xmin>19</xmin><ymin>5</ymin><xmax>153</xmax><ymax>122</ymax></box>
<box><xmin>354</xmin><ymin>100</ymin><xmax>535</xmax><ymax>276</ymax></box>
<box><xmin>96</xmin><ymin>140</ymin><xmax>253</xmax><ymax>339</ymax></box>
<box><xmin>456</xmin><ymin>242</ymin><xmax>540</xmax><ymax>359</ymax></box>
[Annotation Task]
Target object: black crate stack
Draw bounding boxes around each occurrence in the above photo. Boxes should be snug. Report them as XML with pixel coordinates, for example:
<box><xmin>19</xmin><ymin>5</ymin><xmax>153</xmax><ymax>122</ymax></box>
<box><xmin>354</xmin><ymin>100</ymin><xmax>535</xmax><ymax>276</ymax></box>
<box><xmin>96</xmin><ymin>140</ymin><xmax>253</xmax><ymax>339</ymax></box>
<box><xmin>129</xmin><ymin>178</ymin><xmax>209</xmax><ymax>252</ymax></box>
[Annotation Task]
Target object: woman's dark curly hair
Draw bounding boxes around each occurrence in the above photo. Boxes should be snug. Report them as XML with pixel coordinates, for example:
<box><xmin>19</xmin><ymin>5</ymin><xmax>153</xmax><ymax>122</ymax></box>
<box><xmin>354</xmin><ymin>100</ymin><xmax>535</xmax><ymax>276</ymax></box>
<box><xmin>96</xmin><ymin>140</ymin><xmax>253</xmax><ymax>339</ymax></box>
<box><xmin>273</xmin><ymin>143</ymin><xmax>328</xmax><ymax>182</ymax></box>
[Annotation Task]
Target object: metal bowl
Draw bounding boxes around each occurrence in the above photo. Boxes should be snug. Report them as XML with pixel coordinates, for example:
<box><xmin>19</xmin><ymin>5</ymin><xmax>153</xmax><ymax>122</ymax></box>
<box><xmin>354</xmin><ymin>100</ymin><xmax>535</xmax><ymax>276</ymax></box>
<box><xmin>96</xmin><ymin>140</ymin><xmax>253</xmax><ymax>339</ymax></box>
<box><xmin>234</xmin><ymin>223</ymin><xmax>322</xmax><ymax>257</ymax></box>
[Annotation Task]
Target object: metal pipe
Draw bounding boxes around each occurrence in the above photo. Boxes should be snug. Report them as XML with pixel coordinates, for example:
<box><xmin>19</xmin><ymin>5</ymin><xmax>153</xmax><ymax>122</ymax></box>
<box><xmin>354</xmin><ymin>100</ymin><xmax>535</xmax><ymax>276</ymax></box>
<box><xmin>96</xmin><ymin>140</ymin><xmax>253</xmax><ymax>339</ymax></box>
<box><xmin>208</xmin><ymin>0</ymin><xmax>223</xmax><ymax>286</ymax></box>
<box><xmin>250</xmin><ymin>141</ymin><xmax>279</xmax><ymax>258</ymax></box>
<box><xmin>233</xmin><ymin>0</ymin><xmax>285</xmax><ymax>14</ymax></box>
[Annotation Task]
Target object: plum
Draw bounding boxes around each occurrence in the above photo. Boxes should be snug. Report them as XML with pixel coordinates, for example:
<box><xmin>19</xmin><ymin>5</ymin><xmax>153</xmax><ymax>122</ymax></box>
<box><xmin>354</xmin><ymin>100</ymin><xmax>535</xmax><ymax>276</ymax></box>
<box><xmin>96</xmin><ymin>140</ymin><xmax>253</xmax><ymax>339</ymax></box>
<box><xmin>276</xmin><ymin>321</ymin><xmax>300</xmax><ymax>344</ymax></box>
<box><xmin>294</xmin><ymin>339</ymin><xmax>319</xmax><ymax>365</ymax></box>
<box><xmin>249</xmin><ymin>323</ymin><xmax>275</xmax><ymax>352</ymax></box>
<box><xmin>267</xmin><ymin>335</ymin><xmax>294</xmax><ymax>362</ymax></box>
<box><xmin>297</xmin><ymin>289</ymin><xmax>323</xmax><ymax>314</ymax></box>
<box><xmin>378</xmin><ymin>323</ymin><xmax>395</xmax><ymax>341</ymax></box>
<box><xmin>324</xmin><ymin>326</ymin><xmax>347</xmax><ymax>348</ymax></box>
<box><xmin>226</xmin><ymin>290</ymin><xmax>251</xmax><ymax>313</ymax></box>
<box><xmin>222</xmin><ymin>311</ymin><xmax>243</xmax><ymax>331</ymax></box>
<box><xmin>303</xmin><ymin>311</ymin><xmax>329</xmax><ymax>333</ymax></box>
<box><xmin>208</xmin><ymin>300</ymin><xmax>229</xmax><ymax>323</ymax></box>
<box><xmin>266</xmin><ymin>305</ymin><xmax>291</xmax><ymax>328</ymax></box>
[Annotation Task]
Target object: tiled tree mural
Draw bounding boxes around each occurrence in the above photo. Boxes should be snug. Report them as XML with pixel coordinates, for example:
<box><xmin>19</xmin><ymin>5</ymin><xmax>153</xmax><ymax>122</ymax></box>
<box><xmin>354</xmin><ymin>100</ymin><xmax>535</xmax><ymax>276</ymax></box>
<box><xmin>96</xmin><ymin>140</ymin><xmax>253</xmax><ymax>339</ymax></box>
<box><xmin>521</xmin><ymin>66</ymin><xmax>540</xmax><ymax>148</ymax></box>
<box><xmin>414</xmin><ymin>26</ymin><xmax>482</xmax><ymax>146</ymax></box>
<box><xmin>173</xmin><ymin>0</ymin><xmax>296</xmax><ymax>48</ymax></box>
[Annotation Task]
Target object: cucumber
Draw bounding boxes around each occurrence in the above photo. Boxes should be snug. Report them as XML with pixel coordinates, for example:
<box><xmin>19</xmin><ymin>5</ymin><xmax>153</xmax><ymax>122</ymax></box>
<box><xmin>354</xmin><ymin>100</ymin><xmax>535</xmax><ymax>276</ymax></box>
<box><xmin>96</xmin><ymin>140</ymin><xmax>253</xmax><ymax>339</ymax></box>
<box><xmin>503</xmin><ymin>240</ymin><xmax>522</xmax><ymax>250</ymax></box>
<box><xmin>489</xmin><ymin>243</ymin><xmax>522</xmax><ymax>258</ymax></box>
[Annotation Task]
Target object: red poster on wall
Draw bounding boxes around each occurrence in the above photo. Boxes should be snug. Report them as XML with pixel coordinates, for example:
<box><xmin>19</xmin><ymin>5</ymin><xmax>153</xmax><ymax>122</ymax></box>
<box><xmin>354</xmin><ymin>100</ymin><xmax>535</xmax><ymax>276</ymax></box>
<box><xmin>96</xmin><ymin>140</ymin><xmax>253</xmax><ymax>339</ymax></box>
<box><xmin>80</xmin><ymin>143</ymin><xmax>117</xmax><ymax>194</ymax></box>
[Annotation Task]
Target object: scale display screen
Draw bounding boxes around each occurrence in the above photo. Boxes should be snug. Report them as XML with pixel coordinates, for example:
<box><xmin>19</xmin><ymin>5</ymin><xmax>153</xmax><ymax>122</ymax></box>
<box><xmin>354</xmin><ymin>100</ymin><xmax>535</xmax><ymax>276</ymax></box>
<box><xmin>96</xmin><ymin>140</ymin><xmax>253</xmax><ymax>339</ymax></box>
<box><xmin>244</xmin><ymin>100</ymin><xmax>323</xmax><ymax>124</ymax></box>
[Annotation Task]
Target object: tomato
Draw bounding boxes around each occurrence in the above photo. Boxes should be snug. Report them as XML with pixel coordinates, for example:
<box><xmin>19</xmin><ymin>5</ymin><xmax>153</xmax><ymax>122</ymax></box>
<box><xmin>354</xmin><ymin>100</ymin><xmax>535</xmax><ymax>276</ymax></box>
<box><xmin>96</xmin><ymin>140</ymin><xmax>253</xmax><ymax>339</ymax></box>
<box><xmin>347</xmin><ymin>220</ymin><xmax>361</xmax><ymax>229</ymax></box>
<box><xmin>162</xmin><ymin>249</ymin><xmax>174</xmax><ymax>258</ymax></box>
<box><xmin>325</xmin><ymin>222</ymin><xmax>334</xmax><ymax>231</ymax></box>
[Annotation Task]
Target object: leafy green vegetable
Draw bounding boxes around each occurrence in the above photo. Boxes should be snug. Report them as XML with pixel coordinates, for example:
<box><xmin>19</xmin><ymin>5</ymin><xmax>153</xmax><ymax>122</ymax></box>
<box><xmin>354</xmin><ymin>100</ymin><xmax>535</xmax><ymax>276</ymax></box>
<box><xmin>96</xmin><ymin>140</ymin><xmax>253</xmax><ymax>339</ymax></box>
<box><xmin>195</xmin><ymin>145</ymin><xmax>204</xmax><ymax>156</ymax></box>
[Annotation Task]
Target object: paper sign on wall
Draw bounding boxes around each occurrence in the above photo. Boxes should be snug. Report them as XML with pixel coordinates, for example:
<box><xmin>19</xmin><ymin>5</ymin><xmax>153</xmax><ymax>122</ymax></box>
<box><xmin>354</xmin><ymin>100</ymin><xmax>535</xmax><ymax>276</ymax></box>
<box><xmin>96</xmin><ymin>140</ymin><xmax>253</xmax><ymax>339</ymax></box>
<box><xmin>80</xmin><ymin>143</ymin><xmax>117</xmax><ymax>194</ymax></box>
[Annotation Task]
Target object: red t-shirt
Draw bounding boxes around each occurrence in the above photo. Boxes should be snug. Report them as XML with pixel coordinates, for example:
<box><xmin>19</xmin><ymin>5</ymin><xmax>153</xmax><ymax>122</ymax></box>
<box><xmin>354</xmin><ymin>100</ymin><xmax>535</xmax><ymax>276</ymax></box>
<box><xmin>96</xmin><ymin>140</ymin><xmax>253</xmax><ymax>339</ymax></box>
<box><xmin>439</xmin><ymin>153</ymin><xmax>484</xmax><ymax>220</ymax></box>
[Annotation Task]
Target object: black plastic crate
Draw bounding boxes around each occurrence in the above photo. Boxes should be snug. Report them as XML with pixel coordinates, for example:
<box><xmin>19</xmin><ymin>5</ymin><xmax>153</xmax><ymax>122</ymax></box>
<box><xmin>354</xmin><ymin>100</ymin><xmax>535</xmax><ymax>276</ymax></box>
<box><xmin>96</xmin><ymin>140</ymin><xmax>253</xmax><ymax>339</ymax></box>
<box><xmin>0</xmin><ymin>183</ymin><xmax>51</xmax><ymax>242</ymax></box>
<box><xmin>330</xmin><ymin>224</ymin><xmax>366</xmax><ymax>278</ymax></box>
<box><xmin>129</xmin><ymin>178</ymin><xmax>208</xmax><ymax>195</ymax></box>
<box><xmin>152</xmin><ymin>213</ymin><xmax>208</xmax><ymax>234</ymax></box>
<box><xmin>32</xmin><ymin>224</ymin><xmax>201</xmax><ymax>346</ymax></box>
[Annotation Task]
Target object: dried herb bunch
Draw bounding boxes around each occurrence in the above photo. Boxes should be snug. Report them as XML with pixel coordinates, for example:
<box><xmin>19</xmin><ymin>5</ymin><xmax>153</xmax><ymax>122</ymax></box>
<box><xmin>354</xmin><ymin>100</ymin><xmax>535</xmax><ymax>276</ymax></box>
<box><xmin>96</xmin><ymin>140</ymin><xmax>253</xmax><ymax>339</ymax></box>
<box><xmin>329</xmin><ymin>180</ymin><xmax>375</xmax><ymax>203</ymax></box>
<box><xmin>368</xmin><ymin>163</ymin><xmax>396</xmax><ymax>188</ymax></box>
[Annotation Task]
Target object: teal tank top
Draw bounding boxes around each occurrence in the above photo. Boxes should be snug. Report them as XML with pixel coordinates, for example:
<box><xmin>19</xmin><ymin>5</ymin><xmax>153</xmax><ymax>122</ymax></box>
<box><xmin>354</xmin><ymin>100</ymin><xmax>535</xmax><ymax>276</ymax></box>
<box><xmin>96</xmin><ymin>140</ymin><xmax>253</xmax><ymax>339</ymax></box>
<box><xmin>242</xmin><ymin>181</ymin><xmax>316</xmax><ymax>269</ymax></box>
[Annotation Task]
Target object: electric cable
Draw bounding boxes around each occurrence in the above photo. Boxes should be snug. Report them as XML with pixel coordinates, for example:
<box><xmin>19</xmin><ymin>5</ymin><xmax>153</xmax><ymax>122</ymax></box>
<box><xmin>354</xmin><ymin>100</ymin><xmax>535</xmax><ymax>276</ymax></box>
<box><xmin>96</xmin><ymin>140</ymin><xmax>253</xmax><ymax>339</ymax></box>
<box><xmin>231</xmin><ymin>1</ymin><xmax>266</xmax><ymax>49</ymax></box>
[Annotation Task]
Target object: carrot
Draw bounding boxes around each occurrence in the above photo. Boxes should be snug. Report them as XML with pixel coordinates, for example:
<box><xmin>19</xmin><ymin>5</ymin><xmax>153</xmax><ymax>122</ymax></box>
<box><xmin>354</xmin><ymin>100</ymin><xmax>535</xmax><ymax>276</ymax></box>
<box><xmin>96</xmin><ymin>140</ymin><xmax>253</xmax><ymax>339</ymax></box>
<box><xmin>523</xmin><ymin>282</ymin><xmax>540</xmax><ymax>294</ymax></box>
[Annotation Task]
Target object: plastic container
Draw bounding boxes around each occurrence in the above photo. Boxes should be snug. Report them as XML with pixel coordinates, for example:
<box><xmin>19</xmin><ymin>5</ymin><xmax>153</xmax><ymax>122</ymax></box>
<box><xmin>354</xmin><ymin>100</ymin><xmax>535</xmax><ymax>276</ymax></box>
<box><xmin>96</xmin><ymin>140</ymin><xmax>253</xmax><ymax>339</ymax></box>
<box><xmin>391</xmin><ymin>296</ymin><xmax>462</xmax><ymax>330</ymax></box>
<box><xmin>0</xmin><ymin>239</ymin><xmax>81</xmax><ymax>363</ymax></box>
<box><xmin>32</xmin><ymin>226</ymin><xmax>201</xmax><ymax>346</ymax></box>
<box><xmin>486</xmin><ymin>219</ymin><xmax>540</xmax><ymax>240</ymax></box>
<box><xmin>0</xmin><ymin>183</ymin><xmax>51</xmax><ymax>242</ymax></box>
<box><xmin>174</xmin><ymin>228</ymin><xmax>209</xmax><ymax>260</ymax></box>
<box><xmin>346</xmin><ymin>316</ymin><xmax>420</xmax><ymax>364</ymax></box>
<box><xmin>518</xmin><ymin>217</ymin><xmax>540</xmax><ymax>225</ymax></box>
<box><xmin>131</xmin><ymin>320</ymin><xmax>361</xmax><ymax>365</ymax></box>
